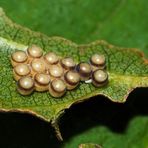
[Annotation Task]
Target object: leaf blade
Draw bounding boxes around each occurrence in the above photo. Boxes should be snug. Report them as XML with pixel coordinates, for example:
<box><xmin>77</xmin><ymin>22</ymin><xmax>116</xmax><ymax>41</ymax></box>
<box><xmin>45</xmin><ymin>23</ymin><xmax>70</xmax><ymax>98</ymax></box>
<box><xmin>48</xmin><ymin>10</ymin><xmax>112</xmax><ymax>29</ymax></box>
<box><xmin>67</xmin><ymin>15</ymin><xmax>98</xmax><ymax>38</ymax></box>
<box><xmin>0</xmin><ymin>7</ymin><xmax>147</xmax><ymax>129</ymax></box>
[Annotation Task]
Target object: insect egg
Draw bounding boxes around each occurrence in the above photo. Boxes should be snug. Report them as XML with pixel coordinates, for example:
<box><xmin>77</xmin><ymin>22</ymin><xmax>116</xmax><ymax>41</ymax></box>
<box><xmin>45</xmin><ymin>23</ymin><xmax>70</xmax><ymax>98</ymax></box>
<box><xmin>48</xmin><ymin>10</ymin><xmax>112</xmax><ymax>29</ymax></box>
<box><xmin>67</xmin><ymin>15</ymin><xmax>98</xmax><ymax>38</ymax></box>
<box><xmin>60</xmin><ymin>57</ymin><xmax>76</xmax><ymax>71</ymax></box>
<box><xmin>11</xmin><ymin>50</ymin><xmax>28</xmax><ymax>67</ymax></box>
<box><xmin>92</xmin><ymin>69</ymin><xmax>108</xmax><ymax>87</ymax></box>
<box><xmin>76</xmin><ymin>62</ymin><xmax>92</xmax><ymax>81</ymax></box>
<box><xmin>17</xmin><ymin>76</ymin><xmax>34</xmax><ymax>95</ymax></box>
<box><xmin>64</xmin><ymin>70</ymin><xmax>80</xmax><ymax>90</ymax></box>
<box><xmin>34</xmin><ymin>73</ymin><xmax>51</xmax><ymax>91</ymax></box>
<box><xmin>44</xmin><ymin>52</ymin><xmax>59</xmax><ymax>65</ymax></box>
<box><xmin>48</xmin><ymin>65</ymin><xmax>64</xmax><ymax>79</ymax></box>
<box><xmin>49</xmin><ymin>79</ymin><xmax>66</xmax><ymax>97</ymax></box>
<box><xmin>90</xmin><ymin>54</ymin><xmax>106</xmax><ymax>70</ymax></box>
<box><xmin>31</xmin><ymin>58</ymin><xmax>46</xmax><ymax>75</ymax></box>
<box><xmin>27</xmin><ymin>45</ymin><xmax>43</xmax><ymax>59</ymax></box>
<box><xmin>13</xmin><ymin>64</ymin><xmax>31</xmax><ymax>81</ymax></box>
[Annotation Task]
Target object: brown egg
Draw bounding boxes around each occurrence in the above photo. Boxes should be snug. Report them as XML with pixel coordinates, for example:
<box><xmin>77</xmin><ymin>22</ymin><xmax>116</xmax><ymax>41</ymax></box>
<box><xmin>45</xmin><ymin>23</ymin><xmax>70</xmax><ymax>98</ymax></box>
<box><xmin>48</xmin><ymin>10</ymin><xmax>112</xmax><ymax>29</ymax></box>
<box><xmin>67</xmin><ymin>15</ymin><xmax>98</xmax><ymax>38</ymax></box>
<box><xmin>64</xmin><ymin>70</ymin><xmax>80</xmax><ymax>90</ymax></box>
<box><xmin>76</xmin><ymin>62</ymin><xmax>92</xmax><ymax>81</ymax></box>
<box><xmin>13</xmin><ymin>64</ymin><xmax>31</xmax><ymax>81</ymax></box>
<box><xmin>27</xmin><ymin>45</ymin><xmax>43</xmax><ymax>58</ymax></box>
<box><xmin>34</xmin><ymin>73</ymin><xmax>51</xmax><ymax>91</ymax></box>
<box><xmin>92</xmin><ymin>69</ymin><xmax>108</xmax><ymax>87</ymax></box>
<box><xmin>11</xmin><ymin>50</ymin><xmax>28</xmax><ymax>67</ymax></box>
<box><xmin>17</xmin><ymin>76</ymin><xmax>34</xmax><ymax>95</ymax></box>
<box><xmin>48</xmin><ymin>65</ymin><xmax>64</xmax><ymax>79</ymax></box>
<box><xmin>31</xmin><ymin>58</ymin><xmax>46</xmax><ymax>76</ymax></box>
<box><xmin>60</xmin><ymin>57</ymin><xmax>76</xmax><ymax>71</ymax></box>
<box><xmin>90</xmin><ymin>54</ymin><xmax>106</xmax><ymax>70</ymax></box>
<box><xmin>49</xmin><ymin>79</ymin><xmax>66</xmax><ymax>97</ymax></box>
<box><xmin>44</xmin><ymin>52</ymin><xmax>59</xmax><ymax>65</ymax></box>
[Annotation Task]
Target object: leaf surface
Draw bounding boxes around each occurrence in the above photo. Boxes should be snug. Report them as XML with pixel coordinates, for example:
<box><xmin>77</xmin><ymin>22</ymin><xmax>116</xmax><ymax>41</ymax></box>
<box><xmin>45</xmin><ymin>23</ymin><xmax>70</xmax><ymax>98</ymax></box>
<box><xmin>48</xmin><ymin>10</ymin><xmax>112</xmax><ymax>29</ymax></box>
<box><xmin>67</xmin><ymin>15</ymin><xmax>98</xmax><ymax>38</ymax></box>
<box><xmin>0</xmin><ymin>8</ymin><xmax>148</xmax><ymax>139</ymax></box>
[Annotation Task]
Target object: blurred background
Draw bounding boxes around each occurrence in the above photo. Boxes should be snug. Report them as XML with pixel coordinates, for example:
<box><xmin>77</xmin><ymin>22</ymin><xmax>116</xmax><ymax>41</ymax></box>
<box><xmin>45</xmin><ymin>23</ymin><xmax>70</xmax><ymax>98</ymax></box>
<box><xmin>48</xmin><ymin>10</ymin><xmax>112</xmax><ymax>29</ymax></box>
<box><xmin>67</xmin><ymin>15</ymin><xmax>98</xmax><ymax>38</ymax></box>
<box><xmin>0</xmin><ymin>0</ymin><xmax>148</xmax><ymax>148</ymax></box>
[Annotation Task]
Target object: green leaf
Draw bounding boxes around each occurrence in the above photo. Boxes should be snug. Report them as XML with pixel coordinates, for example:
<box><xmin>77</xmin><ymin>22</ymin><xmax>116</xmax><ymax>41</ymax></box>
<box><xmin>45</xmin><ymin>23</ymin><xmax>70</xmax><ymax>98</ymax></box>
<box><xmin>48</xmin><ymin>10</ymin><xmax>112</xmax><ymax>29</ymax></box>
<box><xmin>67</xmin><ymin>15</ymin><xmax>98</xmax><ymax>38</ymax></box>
<box><xmin>0</xmin><ymin>0</ymin><xmax>148</xmax><ymax>57</ymax></box>
<box><xmin>0</xmin><ymin>7</ymin><xmax>148</xmax><ymax>141</ymax></box>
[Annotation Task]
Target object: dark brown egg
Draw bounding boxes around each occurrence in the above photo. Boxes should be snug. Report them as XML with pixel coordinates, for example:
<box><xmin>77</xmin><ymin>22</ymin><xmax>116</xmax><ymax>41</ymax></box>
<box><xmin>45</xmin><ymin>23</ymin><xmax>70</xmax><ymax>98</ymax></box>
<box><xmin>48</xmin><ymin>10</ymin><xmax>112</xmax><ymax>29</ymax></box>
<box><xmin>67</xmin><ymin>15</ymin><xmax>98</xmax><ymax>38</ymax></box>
<box><xmin>76</xmin><ymin>62</ymin><xmax>92</xmax><ymax>81</ymax></box>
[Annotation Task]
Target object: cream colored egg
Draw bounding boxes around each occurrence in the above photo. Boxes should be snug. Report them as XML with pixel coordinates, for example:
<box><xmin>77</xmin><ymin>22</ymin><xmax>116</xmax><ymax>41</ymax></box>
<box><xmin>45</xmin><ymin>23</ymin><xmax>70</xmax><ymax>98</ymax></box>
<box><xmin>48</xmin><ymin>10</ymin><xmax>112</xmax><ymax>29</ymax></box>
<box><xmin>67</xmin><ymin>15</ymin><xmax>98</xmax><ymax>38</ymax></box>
<box><xmin>34</xmin><ymin>73</ymin><xmax>50</xmax><ymax>91</ymax></box>
<box><xmin>92</xmin><ymin>69</ymin><xmax>108</xmax><ymax>87</ymax></box>
<box><xmin>11</xmin><ymin>51</ymin><xmax>28</xmax><ymax>67</ymax></box>
<box><xmin>49</xmin><ymin>79</ymin><xmax>66</xmax><ymax>97</ymax></box>
<box><xmin>64</xmin><ymin>70</ymin><xmax>80</xmax><ymax>90</ymax></box>
<box><xmin>13</xmin><ymin>64</ymin><xmax>31</xmax><ymax>81</ymax></box>
<box><xmin>17</xmin><ymin>76</ymin><xmax>34</xmax><ymax>95</ymax></box>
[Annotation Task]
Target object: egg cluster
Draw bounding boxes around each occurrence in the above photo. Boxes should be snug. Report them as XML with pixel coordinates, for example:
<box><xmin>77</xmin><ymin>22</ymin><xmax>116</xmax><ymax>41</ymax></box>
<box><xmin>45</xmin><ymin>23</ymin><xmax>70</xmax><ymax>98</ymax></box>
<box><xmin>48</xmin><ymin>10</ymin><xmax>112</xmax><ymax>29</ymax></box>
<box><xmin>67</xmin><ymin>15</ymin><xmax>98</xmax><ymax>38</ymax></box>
<box><xmin>10</xmin><ymin>45</ymin><xmax>108</xmax><ymax>98</ymax></box>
